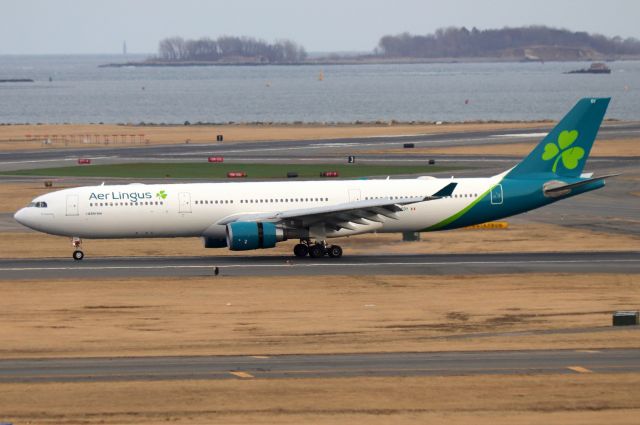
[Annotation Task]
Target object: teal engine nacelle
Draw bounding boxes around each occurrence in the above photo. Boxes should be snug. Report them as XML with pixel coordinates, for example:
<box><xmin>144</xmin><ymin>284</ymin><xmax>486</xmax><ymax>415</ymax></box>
<box><xmin>226</xmin><ymin>222</ymin><xmax>286</xmax><ymax>251</ymax></box>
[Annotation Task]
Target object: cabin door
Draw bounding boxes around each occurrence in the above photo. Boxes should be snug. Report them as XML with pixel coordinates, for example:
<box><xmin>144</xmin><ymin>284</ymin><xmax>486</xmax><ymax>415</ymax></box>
<box><xmin>179</xmin><ymin>192</ymin><xmax>192</xmax><ymax>213</ymax></box>
<box><xmin>348</xmin><ymin>189</ymin><xmax>361</xmax><ymax>202</ymax></box>
<box><xmin>490</xmin><ymin>184</ymin><xmax>503</xmax><ymax>205</ymax></box>
<box><xmin>65</xmin><ymin>194</ymin><xmax>79</xmax><ymax>216</ymax></box>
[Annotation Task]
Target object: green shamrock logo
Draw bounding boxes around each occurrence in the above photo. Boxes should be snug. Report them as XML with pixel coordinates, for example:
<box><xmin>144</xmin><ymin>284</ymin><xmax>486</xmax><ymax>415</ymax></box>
<box><xmin>542</xmin><ymin>130</ymin><xmax>584</xmax><ymax>173</ymax></box>
<box><xmin>156</xmin><ymin>190</ymin><xmax>167</xmax><ymax>200</ymax></box>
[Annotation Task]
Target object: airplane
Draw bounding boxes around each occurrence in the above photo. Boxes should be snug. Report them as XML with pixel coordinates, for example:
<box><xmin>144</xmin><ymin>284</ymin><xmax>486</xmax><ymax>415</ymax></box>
<box><xmin>14</xmin><ymin>98</ymin><xmax>616</xmax><ymax>261</ymax></box>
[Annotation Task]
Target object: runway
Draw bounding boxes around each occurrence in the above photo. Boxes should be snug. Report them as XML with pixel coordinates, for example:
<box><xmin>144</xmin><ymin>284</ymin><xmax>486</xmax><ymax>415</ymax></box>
<box><xmin>1</xmin><ymin>348</ymin><xmax>638</xmax><ymax>383</ymax></box>
<box><xmin>1</xmin><ymin>122</ymin><xmax>639</xmax><ymax>172</ymax></box>
<box><xmin>1</xmin><ymin>251</ymin><xmax>638</xmax><ymax>279</ymax></box>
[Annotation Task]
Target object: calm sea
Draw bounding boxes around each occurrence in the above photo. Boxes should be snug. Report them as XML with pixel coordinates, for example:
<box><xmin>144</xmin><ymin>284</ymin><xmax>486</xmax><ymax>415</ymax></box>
<box><xmin>0</xmin><ymin>55</ymin><xmax>638</xmax><ymax>124</ymax></box>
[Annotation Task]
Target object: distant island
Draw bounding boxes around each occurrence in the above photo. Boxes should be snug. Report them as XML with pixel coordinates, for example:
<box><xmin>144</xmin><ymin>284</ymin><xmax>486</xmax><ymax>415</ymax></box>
<box><xmin>100</xmin><ymin>26</ymin><xmax>640</xmax><ymax>67</ymax></box>
<box><xmin>101</xmin><ymin>36</ymin><xmax>308</xmax><ymax>67</ymax></box>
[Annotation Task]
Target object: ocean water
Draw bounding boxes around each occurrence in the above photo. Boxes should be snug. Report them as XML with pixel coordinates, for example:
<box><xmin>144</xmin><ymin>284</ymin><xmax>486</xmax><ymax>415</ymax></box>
<box><xmin>0</xmin><ymin>55</ymin><xmax>638</xmax><ymax>124</ymax></box>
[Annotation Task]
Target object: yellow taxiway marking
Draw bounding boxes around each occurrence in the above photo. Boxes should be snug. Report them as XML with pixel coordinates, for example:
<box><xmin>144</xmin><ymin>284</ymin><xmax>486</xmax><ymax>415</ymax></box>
<box><xmin>575</xmin><ymin>350</ymin><xmax>601</xmax><ymax>354</ymax></box>
<box><xmin>251</xmin><ymin>355</ymin><xmax>270</xmax><ymax>359</ymax></box>
<box><xmin>567</xmin><ymin>366</ymin><xmax>593</xmax><ymax>374</ymax></box>
<box><xmin>229</xmin><ymin>371</ymin><xmax>254</xmax><ymax>379</ymax></box>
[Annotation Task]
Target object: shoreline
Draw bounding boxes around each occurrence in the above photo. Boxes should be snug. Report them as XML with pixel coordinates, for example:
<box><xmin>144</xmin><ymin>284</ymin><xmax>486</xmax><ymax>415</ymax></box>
<box><xmin>3</xmin><ymin>118</ymin><xmax>624</xmax><ymax>127</ymax></box>
<box><xmin>99</xmin><ymin>56</ymin><xmax>640</xmax><ymax>68</ymax></box>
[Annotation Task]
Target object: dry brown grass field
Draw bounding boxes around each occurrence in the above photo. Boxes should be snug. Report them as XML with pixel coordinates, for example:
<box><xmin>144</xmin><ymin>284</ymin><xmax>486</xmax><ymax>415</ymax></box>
<box><xmin>0</xmin><ymin>121</ymin><xmax>549</xmax><ymax>151</ymax></box>
<box><xmin>1</xmin><ymin>274</ymin><xmax>638</xmax><ymax>359</ymax></box>
<box><xmin>1</xmin><ymin>121</ymin><xmax>638</xmax><ymax>425</ymax></box>
<box><xmin>2</xmin><ymin>374</ymin><xmax>639</xmax><ymax>424</ymax></box>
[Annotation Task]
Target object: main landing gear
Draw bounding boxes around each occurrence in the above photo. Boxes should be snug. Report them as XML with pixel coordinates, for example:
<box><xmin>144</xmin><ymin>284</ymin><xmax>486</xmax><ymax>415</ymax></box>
<box><xmin>72</xmin><ymin>237</ymin><xmax>84</xmax><ymax>261</ymax></box>
<box><xmin>293</xmin><ymin>239</ymin><xmax>343</xmax><ymax>258</ymax></box>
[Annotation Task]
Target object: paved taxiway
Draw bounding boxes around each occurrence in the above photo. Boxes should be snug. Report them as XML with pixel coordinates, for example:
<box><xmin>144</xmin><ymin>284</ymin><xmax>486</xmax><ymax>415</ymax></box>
<box><xmin>1</xmin><ymin>348</ymin><xmax>638</xmax><ymax>383</ymax></box>
<box><xmin>1</xmin><ymin>251</ymin><xmax>638</xmax><ymax>279</ymax></box>
<box><xmin>1</xmin><ymin>122</ymin><xmax>639</xmax><ymax>172</ymax></box>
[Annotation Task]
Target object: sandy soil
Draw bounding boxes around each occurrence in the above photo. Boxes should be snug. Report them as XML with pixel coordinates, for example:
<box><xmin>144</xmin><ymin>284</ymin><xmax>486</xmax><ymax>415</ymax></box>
<box><xmin>0</xmin><ymin>121</ymin><xmax>550</xmax><ymax>151</ymax></box>
<box><xmin>1</xmin><ymin>374</ymin><xmax>639</xmax><ymax>424</ymax></box>
<box><xmin>1</xmin><ymin>273</ymin><xmax>638</xmax><ymax>359</ymax></box>
<box><xmin>368</xmin><ymin>138</ymin><xmax>640</xmax><ymax>157</ymax></box>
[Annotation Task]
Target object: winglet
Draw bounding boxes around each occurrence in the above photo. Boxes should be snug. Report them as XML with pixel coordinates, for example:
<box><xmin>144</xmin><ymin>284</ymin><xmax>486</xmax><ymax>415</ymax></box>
<box><xmin>424</xmin><ymin>182</ymin><xmax>457</xmax><ymax>200</ymax></box>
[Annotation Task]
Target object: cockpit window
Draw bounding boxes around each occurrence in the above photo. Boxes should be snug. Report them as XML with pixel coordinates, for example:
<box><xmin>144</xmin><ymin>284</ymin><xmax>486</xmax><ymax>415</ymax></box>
<box><xmin>27</xmin><ymin>201</ymin><xmax>48</xmax><ymax>208</ymax></box>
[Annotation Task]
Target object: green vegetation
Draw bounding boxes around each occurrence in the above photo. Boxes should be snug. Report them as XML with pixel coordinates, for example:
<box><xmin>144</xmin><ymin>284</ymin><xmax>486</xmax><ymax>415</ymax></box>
<box><xmin>1</xmin><ymin>162</ymin><xmax>456</xmax><ymax>179</ymax></box>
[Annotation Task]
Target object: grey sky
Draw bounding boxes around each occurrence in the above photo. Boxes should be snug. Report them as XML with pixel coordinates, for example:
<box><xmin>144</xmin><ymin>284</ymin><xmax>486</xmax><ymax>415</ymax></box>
<box><xmin>1</xmin><ymin>0</ymin><xmax>639</xmax><ymax>54</ymax></box>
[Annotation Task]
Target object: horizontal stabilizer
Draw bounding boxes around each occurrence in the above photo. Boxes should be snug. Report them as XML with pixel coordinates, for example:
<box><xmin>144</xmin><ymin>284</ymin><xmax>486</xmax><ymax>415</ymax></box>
<box><xmin>544</xmin><ymin>173</ymin><xmax>620</xmax><ymax>195</ymax></box>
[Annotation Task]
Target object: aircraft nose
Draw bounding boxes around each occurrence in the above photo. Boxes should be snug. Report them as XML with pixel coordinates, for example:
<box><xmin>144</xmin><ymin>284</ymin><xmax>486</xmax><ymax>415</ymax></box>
<box><xmin>14</xmin><ymin>208</ymin><xmax>26</xmax><ymax>224</ymax></box>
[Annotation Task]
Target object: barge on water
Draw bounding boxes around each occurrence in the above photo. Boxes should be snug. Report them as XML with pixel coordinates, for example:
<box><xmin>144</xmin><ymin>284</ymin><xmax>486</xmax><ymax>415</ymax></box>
<box><xmin>567</xmin><ymin>62</ymin><xmax>611</xmax><ymax>74</ymax></box>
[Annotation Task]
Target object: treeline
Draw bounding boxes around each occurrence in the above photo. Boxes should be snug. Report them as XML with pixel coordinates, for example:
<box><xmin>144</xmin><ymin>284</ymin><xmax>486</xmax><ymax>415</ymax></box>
<box><xmin>376</xmin><ymin>26</ymin><xmax>640</xmax><ymax>58</ymax></box>
<box><xmin>155</xmin><ymin>36</ymin><xmax>307</xmax><ymax>63</ymax></box>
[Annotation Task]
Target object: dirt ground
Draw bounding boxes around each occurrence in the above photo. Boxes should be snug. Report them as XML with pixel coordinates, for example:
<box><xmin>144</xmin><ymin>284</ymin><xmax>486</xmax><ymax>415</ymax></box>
<box><xmin>369</xmin><ymin>138</ymin><xmax>640</xmax><ymax>157</ymax></box>
<box><xmin>0</xmin><ymin>121</ymin><xmax>550</xmax><ymax>151</ymax></box>
<box><xmin>1</xmin><ymin>374</ymin><xmax>639</xmax><ymax>424</ymax></box>
<box><xmin>1</xmin><ymin>273</ymin><xmax>638</xmax><ymax>359</ymax></box>
<box><xmin>1</xmin><ymin>122</ymin><xmax>638</xmax><ymax>424</ymax></box>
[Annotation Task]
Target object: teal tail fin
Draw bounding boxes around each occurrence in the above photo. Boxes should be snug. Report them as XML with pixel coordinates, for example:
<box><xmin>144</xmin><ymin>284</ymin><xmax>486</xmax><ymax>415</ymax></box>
<box><xmin>507</xmin><ymin>97</ymin><xmax>610</xmax><ymax>178</ymax></box>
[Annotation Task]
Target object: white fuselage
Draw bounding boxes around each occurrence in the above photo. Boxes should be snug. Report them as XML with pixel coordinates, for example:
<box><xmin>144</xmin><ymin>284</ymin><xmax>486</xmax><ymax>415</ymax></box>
<box><xmin>14</xmin><ymin>176</ymin><xmax>501</xmax><ymax>241</ymax></box>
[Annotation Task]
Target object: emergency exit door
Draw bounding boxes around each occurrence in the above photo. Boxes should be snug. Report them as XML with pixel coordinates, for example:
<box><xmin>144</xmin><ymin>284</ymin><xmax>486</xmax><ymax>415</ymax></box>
<box><xmin>66</xmin><ymin>194</ymin><xmax>79</xmax><ymax>216</ymax></box>
<box><xmin>179</xmin><ymin>192</ymin><xmax>192</xmax><ymax>213</ymax></box>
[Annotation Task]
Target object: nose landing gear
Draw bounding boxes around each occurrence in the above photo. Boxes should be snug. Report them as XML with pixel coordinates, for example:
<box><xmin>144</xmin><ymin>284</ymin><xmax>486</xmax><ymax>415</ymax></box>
<box><xmin>72</xmin><ymin>237</ymin><xmax>84</xmax><ymax>261</ymax></box>
<box><xmin>293</xmin><ymin>239</ymin><xmax>342</xmax><ymax>258</ymax></box>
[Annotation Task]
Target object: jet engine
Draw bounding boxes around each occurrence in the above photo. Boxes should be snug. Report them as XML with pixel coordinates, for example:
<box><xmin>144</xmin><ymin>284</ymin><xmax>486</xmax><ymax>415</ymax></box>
<box><xmin>226</xmin><ymin>222</ymin><xmax>286</xmax><ymax>251</ymax></box>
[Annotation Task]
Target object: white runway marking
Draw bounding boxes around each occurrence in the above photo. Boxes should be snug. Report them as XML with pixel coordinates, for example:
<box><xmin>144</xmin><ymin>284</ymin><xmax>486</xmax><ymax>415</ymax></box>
<box><xmin>0</xmin><ymin>258</ymin><xmax>637</xmax><ymax>272</ymax></box>
<box><xmin>493</xmin><ymin>132</ymin><xmax>548</xmax><ymax>138</ymax></box>
<box><xmin>158</xmin><ymin>137</ymin><xmax>494</xmax><ymax>156</ymax></box>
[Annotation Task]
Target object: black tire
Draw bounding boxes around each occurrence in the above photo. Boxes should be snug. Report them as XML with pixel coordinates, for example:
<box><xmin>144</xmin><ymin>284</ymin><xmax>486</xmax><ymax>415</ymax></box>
<box><xmin>293</xmin><ymin>243</ymin><xmax>309</xmax><ymax>257</ymax></box>
<box><xmin>328</xmin><ymin>245</ymin><xmax>343</xmax><ymax>258</ymax></box>
<box><xmin>309</xmin><ymin>244</ymin><xmax>326</xmax><ymax>258</ymax></box>
<box><xmin>72</xmin><ymin>250</ymin><xmax>84</xmax><ymax>261</ymax></box>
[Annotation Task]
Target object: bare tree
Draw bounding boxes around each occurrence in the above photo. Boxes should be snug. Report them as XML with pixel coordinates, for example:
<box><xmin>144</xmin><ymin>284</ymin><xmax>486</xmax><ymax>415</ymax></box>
<box><xmin>156</xmin><ymin>36</ymin><xmax>307</xmax><ymax>63</ymax></box>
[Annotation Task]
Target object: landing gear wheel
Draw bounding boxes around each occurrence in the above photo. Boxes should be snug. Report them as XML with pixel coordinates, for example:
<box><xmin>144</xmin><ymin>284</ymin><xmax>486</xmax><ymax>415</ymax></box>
<box><xmin>72</xmin><ymin>250</ymin><xmax>84</xmax><ymax>261</ymax></box>
<box><xmin>309</xmin><ymin>244</ymin><xmax>326</xmax><ymax>258</ymax></box>
<box><xmin>328</xmin><ymin>245</ymin><xmax>343</xmax><ymax>258</ymax></box>
<box><xmin>293</xmin><ymin>243</ymin><xmax>309</xmax><ymax>257</ymax></box>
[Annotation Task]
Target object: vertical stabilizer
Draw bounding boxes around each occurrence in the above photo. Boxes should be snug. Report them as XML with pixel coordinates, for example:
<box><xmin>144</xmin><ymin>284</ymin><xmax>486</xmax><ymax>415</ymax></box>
<box><xmin>507</xmin><ymin>98</ymin><xmax>610</xmax><ymax>178</ymax></box>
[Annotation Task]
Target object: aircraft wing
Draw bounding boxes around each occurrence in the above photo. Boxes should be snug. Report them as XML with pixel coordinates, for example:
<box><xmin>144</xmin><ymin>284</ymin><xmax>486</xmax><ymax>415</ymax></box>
<box><xmin>218</xmin><ymin>182</ymin><xmax>457</xmax><ymax>231</ymax></box>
